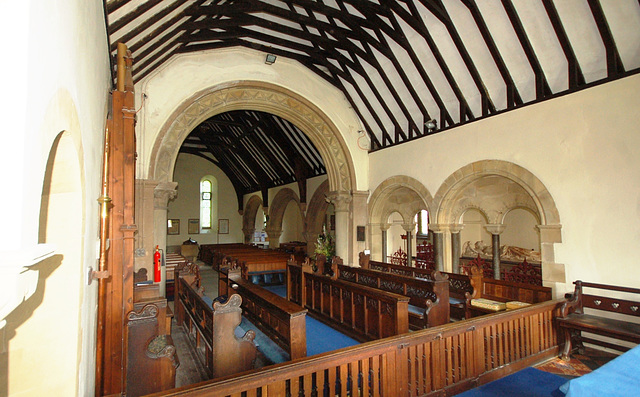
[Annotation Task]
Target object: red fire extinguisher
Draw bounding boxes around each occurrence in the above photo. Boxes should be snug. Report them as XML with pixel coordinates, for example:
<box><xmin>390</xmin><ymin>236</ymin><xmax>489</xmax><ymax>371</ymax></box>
<box><xmin>154</xmin><ymin>245</ymin><xmax>161</xmax><ymax>282</ymax></box>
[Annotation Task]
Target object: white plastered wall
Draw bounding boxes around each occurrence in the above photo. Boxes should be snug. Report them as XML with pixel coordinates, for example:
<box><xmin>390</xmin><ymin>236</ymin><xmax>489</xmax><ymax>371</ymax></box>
<box><xmin>0</xmin><ymin>0</ymin><xmax>111</xmax><ymax>395</ymax></box>
<box><xmin>369</xmin><ymin>74</ymin><xmax>640</xmax><ymax>295</ymax></box>
<box><xmin>134</xmin><ymin>47</ymin><xmax>369</xmax><ymax>192</ymax></box>
<box><xmin>167</xmin><ymin>153</ymin><xmax>244</xmax><ymax>246</ymax></box>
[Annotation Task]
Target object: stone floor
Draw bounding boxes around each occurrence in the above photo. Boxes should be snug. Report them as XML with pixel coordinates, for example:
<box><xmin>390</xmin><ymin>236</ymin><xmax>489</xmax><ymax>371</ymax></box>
<box><xmin>534</xmin><ymin>346</ymin><xmax>618</xmax><ymax>379</ymax></box>
<box><xmin>172</xmin><ymin>261</ymin><xmax>218</xmax><ymax>388</ymax></box>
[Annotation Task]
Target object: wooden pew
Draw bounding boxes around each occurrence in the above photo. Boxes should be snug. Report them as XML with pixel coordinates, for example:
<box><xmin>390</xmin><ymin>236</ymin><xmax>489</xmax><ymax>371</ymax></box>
<box><xmin>336</xmin><ymin>263</ymin><xmax>450</xmax><ymax>329</ymax></box>
<box><xmin>467</xmin><ymin>276</ymin><xmax>553</xmax><ymax>317</ymax></box>
<box><xmin>558</xmin><ymin>280</ymin><xmax>640</xmax><ymax>360</ymax></box>
<box><xmin>126</xmin><ymin>304</ymin><xmax>178</xmax><ymax>397</ymax></box>
<box><xmin>287</xmin><ymin>260</ymin><xmax>410</xmax><ymax>341</ymax></box>
<box><xmin>209</xmin><ymin>244</ymin><xmax>294</xmax><ymax>283</ymax></box>
<box><xmin>126</xmin><ymin>288</ymin><xmax>178</xmax><ymax>396</ymax></box>
<box><xmin>176</xmin><ymin>266</ymin><xmax>257</xmax><ymax>378</ymax></box>
<box><xmin>220</xmin><ymin>268</ymin><xmax>308</xmax><ymax>360</ymax></box>
<box><xmin>360</xmin><ymin>252</ymin><xmax>481</xmax><ymax>320</ymax></box>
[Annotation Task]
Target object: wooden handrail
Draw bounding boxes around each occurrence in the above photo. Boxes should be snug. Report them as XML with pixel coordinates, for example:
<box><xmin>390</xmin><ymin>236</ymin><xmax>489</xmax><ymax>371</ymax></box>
<box><xmin>157</xmin><ymin>299</ymin><xmax>564</xmax><ymax>396</ymax></box>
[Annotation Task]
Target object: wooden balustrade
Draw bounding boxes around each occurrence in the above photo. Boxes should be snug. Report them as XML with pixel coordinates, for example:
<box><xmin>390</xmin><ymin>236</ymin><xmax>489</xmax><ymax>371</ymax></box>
<box><xmin>336</xmin><ymin>263</ymin><xmax>450</xmax><ymax>329</ymax></box>
<box><xmin>160</xmin><ymin>299</ymin><xmax>564</xmax><ymax>397</ymax></box>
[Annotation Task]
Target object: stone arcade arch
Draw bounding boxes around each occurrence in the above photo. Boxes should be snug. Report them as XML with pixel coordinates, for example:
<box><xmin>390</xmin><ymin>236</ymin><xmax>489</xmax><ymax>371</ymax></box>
<box><xmin>368</xmin><ymin>176</ymin><xmax>434</xmax><ymax>264</ymax></box>
<box><xmin>149</xmin><ymin>82</ymin><xmax>358</xmax><ymax>262</ymax></box>
<box><xmin>242</xmin><ymin>195</ymin><xmax>264</xmax><ymax>244</ymax></box>
<box><xmin>267</xmin><ymin>188</ymin><xmax>303</xmax><ymax>248</ymax></box>
<box><xmin>305</xmin><ymin>180</ymin><xmax>331</xmax><ymax>255</ymax></box>
<box><xmin>433</xmin><ymin>160</ymin><xmax>563</xmax><ymax>291</ymax></box>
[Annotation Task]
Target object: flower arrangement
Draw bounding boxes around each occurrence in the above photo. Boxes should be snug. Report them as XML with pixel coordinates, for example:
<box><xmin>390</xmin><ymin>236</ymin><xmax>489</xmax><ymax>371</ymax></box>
<box><xmin>314</xmin><ymin>225</ymin><xmax>335</xmax><ymax>259</ymax></box>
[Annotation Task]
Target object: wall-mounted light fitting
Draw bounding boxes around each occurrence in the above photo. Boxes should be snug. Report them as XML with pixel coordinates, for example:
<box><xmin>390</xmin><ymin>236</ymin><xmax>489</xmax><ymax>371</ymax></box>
<box><xmin>425</xmin><ymin>119</ymin><xmax>437</xmax><ymax>133</ymax></box>
<box><xmin>265</xmin><ymin>54</ymin><xmax>277</xmax><ymax>65</ymax></box>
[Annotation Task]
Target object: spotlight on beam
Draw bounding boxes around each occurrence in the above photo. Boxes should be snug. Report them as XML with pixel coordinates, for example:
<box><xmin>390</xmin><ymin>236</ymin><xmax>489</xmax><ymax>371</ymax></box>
<box><xmin>265</xmin><ymin>54</ymin><xmax>277</xmax><ymax>65</ymax></box>
<box><xmin>425</xmin><ymin>119</ymin><xmax>437</xmax><ymax>133</ymax></box>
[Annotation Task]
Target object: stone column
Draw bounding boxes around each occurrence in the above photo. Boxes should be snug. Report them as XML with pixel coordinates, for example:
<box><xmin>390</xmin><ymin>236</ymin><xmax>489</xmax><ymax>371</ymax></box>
<box><xmin>134</xmin><ymin>179</ymin><xmax>159</xmax><ymax>277</ymax></box>
<box><xmin>402</xmin><ymin>223</ymin><xmax>416</xmax><ymax>267</ymax></box>
<box><xmin>429</xmin><ymin>224</ymin><xmax>446</xmax><ymax>271</ymax></box>
<box><xmin>154</xmin><ymin>181</ymin><xmax>178</xmax><ymax>296</ymax></box>
<box><xmin>327</xmin><ymin>191</ymin><xmax>352</xmax><ymax>263</ymax></box>
<box><xmin>264</xmin><ymin>228</ymin><xmax>283</xmax><ymax>248</ymax></box>
<box><xmin>381</xmin><ymin>223</ymin><xmax>390</xmax><ymax>263</ymax></box>
<box><xmin>351</xmin><ymin>191</ymin><xmax>369</xmax><ymax>265</ymax></box>
<box><xmin>449</xmin><ymin>224</ymin><xmax>465</xmax><ymax>274</ymax></box>
<box><xmin>242</xmin><ymin>226</ymin><xmax>255</xmax><ymax>244</ymax></box>
<box><xmin>485</xmin><ymin>224</ymin><xmax>506</xmax><ymax>279</ymax></box>
<box><xmin>303</xmin><ymin>231</ymin><xmax>317</xmax><ymax>258</ymax></box>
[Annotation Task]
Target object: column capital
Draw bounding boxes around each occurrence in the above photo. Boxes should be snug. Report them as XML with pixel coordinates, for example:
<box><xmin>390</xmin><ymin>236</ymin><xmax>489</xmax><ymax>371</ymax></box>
<box><xmin>401</xmin><ymin>223</ymin><xmax>416</xmax><ymax>233</ymax></box>
<box><xmin>428</xmin><ymin>223</ymin><xmax>448</xmax><ymax>233</ymax></box>
<box><xmin>327</xmin><ymin>190</ymin><xmax>352</xmax><ymax>212</ymax></box>
<box><xmin>380</xmin><ymin>223</ymin><xmax>391</xmax><ymax>231</ymax></box>
<box><xmin>484</xmin><ymin>223</ymin><xmax>506</xmax><ymax>235</ymax></box>
<box><xmin>448</xmin><ymin>223</ymin><xmax>465</xmax><ymax>234</ymax></box>
<box><xmin>153</xmin><ymin>181</ymin><xmax>178</xmax><ymax>209</ymax></box>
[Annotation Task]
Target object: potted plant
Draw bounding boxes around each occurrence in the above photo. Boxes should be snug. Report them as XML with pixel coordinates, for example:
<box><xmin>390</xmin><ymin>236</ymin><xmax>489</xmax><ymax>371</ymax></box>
<box><xmin>314</xmin><ymin>225</ymin><xmax>335</xmax><ymax>274</ymax></box>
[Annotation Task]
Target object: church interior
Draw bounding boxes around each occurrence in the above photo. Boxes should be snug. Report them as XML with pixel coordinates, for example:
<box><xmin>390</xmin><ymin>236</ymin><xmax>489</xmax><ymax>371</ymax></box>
<box><xmin>2</xmin><ymin>0</ymin><xmax>640</xmax><ymax>396</ymax></box>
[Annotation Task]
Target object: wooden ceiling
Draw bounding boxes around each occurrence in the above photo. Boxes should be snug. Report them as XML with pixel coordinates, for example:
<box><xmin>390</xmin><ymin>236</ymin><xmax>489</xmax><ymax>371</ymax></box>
<box><xmin>105</xmin><ymin>0</ymin><xmax>640</xmax><ymax>199</ymax></box>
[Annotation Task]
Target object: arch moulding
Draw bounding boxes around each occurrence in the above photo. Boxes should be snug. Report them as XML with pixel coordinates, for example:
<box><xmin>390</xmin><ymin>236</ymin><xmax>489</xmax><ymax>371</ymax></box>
<box><xmin>433</xmin><ymin>160</ymin><xmax>564</xmax><ymax>289</ymax></box>
<box><xmin>369</xmin><ymin>175</ymin><xmax>434</xmax><ymax>225</ymax></box>
<box><xmin>433</xmin><ymin>160</ymin><xmax>560</xmax><ymax>227</ymax></box>
<box><xmin>149</xmin><ymin>81</ymin><xmax>356</xmax><ymax>194</ymax></box>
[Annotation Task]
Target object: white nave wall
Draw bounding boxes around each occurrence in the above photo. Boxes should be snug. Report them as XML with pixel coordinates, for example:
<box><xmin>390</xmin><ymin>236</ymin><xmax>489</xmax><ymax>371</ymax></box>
<box><xmin>1</xmin><ymin>0</ymin><xmax>111</xmax><ymax>395</ymax></box>
<box><xmin>369</xmin><ymin>74</ymin><xmax>640</xmax><ymax>293</ymax></box>
<box><xmin>135</xmin><ymin>47</ymin><xmax>369</xmax><ymax>191</ymax></box>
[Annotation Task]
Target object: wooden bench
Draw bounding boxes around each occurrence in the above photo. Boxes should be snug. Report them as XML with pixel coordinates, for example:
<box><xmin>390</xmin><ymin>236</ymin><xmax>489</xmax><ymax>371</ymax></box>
<box><xmin>360</xmin><ymin>252</ymin><xmax>480</xmax><ymax>320</ymax></box>
<box><xmin>219</xmin><ymin>268</ymin><xmax>308</xmax><ymax>360</ymax></box>
<box><xmin>558</xmin><ymin>280</ymin><xmax>640</xmax><ymax>360</ymax></box>
<box><xmin>336</xmin><ymin>262</ymin><xmax>450</xmax><ymax>329</ymax></box>
<box><xmin>175</xmin><ymin>267</ymin><xmax>258</xmax><ymax>378</ymax></box>
<box><xmin>127</xmin><ymin>284</ymin><xmax>177</xmax><ymax>395</ymax></box>
<box><xmin>287</xmin><ymin>260</ymin><xmax>409</xmax><ymax>341</ymax></box>
<box><xmin>466</xmin><ymin>276</ymin><xmax>552</xmax><ymax>318</ymax></box>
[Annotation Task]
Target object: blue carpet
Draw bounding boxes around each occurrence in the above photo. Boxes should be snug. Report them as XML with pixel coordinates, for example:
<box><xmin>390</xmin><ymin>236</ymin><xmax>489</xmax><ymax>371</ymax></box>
<box><xmin>254</xmin><ymin>284</ymin><xmax>359</xmax><ymax>357</ymax></box>
<box><xmin>306</xmin><ymin>316</ymin><xmax>359</xmax><ymax>356</ymax></box>
<box><xmin>239</xmin><ymin>317</ymin><xmax>290</xmax><ymax>365</ymax></box>
<box><xmin>455</xmin><ymin>368</ymin><xmax>566</xmax><ymax>397</ymax></box>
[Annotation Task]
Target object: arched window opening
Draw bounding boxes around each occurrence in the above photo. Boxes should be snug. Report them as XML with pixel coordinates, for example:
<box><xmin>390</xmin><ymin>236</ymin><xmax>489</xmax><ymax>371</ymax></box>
<box><xmin>414</xmin><ymin>210</ymin><xmax>429</xmax><ymax>237</ymax></box>
<box><xmin>200</xmin><ymin>177</ymin><xmax>218</xmax><ymax>231</ymax></box>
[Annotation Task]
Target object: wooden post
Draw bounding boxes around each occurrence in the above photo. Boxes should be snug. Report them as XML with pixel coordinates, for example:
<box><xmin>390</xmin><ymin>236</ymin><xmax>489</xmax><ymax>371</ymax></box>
<box><xmin>96</xmin><ymin>42</ymin><xmax>137</xmax><ymax>397</ymax></box>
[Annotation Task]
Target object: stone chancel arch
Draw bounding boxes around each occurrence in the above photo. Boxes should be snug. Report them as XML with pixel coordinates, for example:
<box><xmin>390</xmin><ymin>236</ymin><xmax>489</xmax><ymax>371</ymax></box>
<box><xmin>148</xmin><ymin>81</ymin><xmax>361</xmax><ymax>263</ymax></box>
<box><xmin>150</xmin><ymin>82</ymin><xmax>355</xmax><ymax>193</ymax></box>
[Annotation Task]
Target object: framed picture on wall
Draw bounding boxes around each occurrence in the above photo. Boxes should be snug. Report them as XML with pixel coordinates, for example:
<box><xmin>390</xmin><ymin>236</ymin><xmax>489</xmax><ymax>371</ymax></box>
<box><xmin>218</xmin><ymin>219</ymin><xmax>229</xmax><ymax>234</ymax></box>
<box><xmin>167</xmin><ymin>219</ymin><xmax>180</xmax><ymax>235</ymax></box>
<box><xmin>188</xmin><ymin>219</ymin><xmax>200</xmax><ymax>234</ymax></box>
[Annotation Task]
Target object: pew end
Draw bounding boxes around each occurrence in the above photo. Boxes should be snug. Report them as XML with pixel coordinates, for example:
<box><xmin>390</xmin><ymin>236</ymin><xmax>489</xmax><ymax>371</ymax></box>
<box><xmin>212</xmin><ymin>294</ymin><xmax>258</xmax><ymax>379</ymax></box>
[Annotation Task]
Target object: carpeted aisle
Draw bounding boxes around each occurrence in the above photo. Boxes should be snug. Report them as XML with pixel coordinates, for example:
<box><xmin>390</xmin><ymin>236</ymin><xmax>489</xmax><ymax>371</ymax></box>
<box><xmin>262</xmin><ymin>283</ymin><xmax>360</xmax><ymax>357</ymax></box>
<box><xmin>454</xmin><ymin>368</ymin><xmax>566</xmax><ymax>397</ymax></box>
